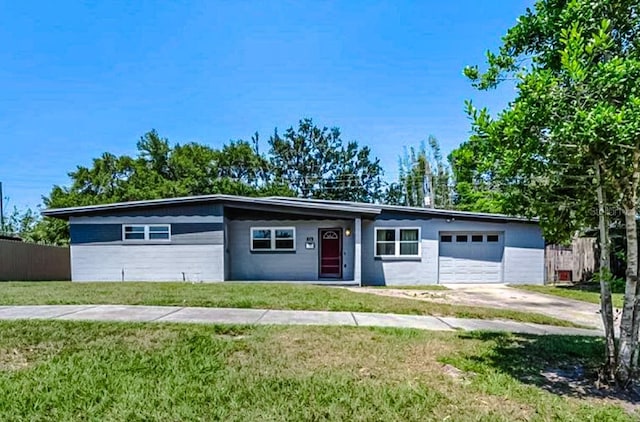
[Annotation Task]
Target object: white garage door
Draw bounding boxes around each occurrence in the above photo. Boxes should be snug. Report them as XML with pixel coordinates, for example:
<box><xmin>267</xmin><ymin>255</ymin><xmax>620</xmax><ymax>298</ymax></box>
<box><xmin>438</xmin><ymin>232</ymin><xmax>504</xmax><ymax>283</ymax></box>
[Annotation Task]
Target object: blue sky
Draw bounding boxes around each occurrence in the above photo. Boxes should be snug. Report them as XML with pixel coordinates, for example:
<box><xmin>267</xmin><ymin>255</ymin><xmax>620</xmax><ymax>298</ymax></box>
<box><xmin>0</xmin><ymin>0</ymin><xmax>532</xmax><ymax>209</ymax></box>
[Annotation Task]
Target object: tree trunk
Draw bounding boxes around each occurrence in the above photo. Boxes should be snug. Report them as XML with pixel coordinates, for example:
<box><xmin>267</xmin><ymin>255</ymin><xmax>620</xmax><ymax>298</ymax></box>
<box><xmin>596</xmin><ymin>164</ymin><xmax>616</xmax><ymax>383</ymax></box>
<box><xmin>631</xmin><ymin>228</ymin><xmax>640</xmax><ymax>372</ymax></box>
<box><xmin>616</xmin><ymin>203</ymin><xmax>640</xmax><ymax>385</ymax></box>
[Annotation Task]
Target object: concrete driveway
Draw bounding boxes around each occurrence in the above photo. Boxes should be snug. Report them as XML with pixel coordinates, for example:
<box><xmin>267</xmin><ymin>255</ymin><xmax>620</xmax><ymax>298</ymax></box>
<box><xmin>351</xmin><ymin>284</ymin><xmax>616</xmax><ymax>330</ymax></box>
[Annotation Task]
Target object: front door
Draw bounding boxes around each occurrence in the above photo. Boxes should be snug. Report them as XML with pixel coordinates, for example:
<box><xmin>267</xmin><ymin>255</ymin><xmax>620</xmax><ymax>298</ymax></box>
<box><xmin>319</xmin><ymin>229</ymin><xmax>342</xmax><ymax>278</ymax></box>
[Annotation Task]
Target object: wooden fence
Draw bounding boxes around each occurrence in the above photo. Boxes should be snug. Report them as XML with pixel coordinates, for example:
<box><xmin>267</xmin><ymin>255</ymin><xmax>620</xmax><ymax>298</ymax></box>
<box><xmin>0</xmin><ymin>239</ymin><xmax>70</xmax><ymax>281</ymax></box>
<box><xmin>545</xmin><ymin>237</ymin><xmax>597</xmax><ymax>283</ymax></box>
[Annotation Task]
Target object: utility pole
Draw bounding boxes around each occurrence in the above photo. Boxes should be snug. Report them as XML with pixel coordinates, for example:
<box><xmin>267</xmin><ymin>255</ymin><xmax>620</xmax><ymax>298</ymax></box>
<box><xmin>0</xmin><ymin>181</ymin><xmax>4</xmax><ymax>232</ymax></box>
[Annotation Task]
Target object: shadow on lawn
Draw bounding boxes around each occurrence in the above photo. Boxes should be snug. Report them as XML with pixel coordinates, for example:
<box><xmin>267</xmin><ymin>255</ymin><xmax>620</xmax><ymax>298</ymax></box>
<box><xmin>452</xmin><ymin>331</ymin><xmax>640</xmax><ymax>406</ymax></box>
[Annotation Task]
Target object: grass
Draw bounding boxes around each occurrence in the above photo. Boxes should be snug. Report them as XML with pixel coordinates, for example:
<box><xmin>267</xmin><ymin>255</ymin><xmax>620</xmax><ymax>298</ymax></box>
<box><xmin>513</xmin><ymin>284</ymin><xmax>624</xmax><ymax>308</ymax></box>
<box><xmin>0</xmin><ymin>281</ymin><xmax>582</xmax><ymax>327</ymax></box>
<box><xmin>0</xmin><ymin>320</ymin><xmax>632</xmax><ymax>421</ymax></box>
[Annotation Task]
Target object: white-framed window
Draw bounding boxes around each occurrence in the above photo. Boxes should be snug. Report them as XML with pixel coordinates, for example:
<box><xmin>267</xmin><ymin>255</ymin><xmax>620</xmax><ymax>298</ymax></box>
<box><xmin>374</xmin><ymin>227</ymin><xmax>420</xmax><ymax>257</ymax></box>
<box><xmin>251</xmin><ymin>227</ymin><xmax>296</xmax><ymax>251</ymax></box>
<box><xmin>122</xmin><ymin>224</ymin><xmax>171</xmax><ymax>242</ymax></box>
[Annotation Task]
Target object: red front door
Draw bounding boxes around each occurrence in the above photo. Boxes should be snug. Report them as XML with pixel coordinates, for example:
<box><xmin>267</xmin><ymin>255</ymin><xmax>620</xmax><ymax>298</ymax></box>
<box><xmin>319</xmin><ymin>229</ymin><xmax>342</xmax><ymax>278</ymax></box>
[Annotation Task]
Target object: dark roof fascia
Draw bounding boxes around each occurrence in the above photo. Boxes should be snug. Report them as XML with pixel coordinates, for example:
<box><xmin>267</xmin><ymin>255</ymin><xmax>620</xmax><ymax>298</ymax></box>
<box><xmin>41</xmin><ymin>193</ymin><xmax>535</xmax><ymax>224</ymax></box>
<box><xmin>224</xmin><ymin>204</ymin><xmax>375</xmax><ymax>220</ymax></box>
<box><xmin>224</xmin><ymin>197</ymin><xmax>379</xmax><ymax>216</ymax></box>
<box><xmin>267</xmin><ymin>197</ymin><xmax>538</xmax><ymax>224</ymax></box>
<box><xmin>376</xmin><ymin>205</ymin><xmax>539</xmax><ymax>224</ymax></box>
<box><xmin>41</xmin><ymin>194</ymin><xmax>380</xmax><ymax>220</ymax></box>
<box><xmin>0</xmin><ymin>234</ymin><xmax>22</xmax><ymax>242</ymax></box>
<box><xmin>41</xmin><ymin>195</ymin><xmax>222</xmax><ymax>218</ymax></box>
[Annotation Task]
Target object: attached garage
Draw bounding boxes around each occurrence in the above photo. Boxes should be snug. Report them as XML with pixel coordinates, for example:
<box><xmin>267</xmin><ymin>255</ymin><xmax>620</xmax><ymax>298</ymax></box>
<box><xmin>438</xmin><ymin>232</ymin><xmax>504</xmax><ymax>283</ymax></box>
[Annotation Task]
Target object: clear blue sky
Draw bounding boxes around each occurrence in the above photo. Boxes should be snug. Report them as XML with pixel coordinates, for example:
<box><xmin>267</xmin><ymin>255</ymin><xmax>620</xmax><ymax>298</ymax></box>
<box><xmin>0</xmin><ymin>0</ymin><xmax>532</xmax><ymax>209</ymax></box>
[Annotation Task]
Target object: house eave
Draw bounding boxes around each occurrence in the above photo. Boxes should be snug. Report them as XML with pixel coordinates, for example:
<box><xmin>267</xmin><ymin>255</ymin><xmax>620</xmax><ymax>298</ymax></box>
<box><xmin>266</xmin><ymin>196</ymin><xmax>538</xmax><ymax>224</ymax></box>
<box><xmin>41</xmin><ymin>194</ymin><xmax>381</xmax><ymax>220</ymax></box>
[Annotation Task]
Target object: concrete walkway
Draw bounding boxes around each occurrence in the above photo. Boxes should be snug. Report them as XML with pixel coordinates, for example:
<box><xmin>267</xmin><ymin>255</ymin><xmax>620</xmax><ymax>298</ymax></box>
<box><xmin>0</xmin><ymin>304</ymin><xmax>603</xmax><ymax>337</ymax></box>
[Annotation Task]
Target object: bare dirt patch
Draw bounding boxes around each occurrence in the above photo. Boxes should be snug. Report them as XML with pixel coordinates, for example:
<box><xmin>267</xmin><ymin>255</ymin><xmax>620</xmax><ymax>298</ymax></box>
<box><xmin>0</xmin><ymin>349</ymin><xmax>29</xmax><ymax>371</ymax></box>
<box><xmin>0</xmin><ymin>342</ymin><xmax>62</xmax><ymax>371</ymax></box>
<box><xmin>537</xmin><ymin>365</ymin><xmax>640</xmax><ymax>416</ymax></box>
<box><xmin>227</xmin><ymin>327</ymin><xmax>453</xmax><ymax>380</ymax></box>
<box><xmin>234</xmin><ymin>329</ymin><xmax>391</xmax><ymax>375</ymax></box>
<box><xmin>87</xmin><ymin>328</ymin><xmax>181</xmax><ymax>351</ymax></box>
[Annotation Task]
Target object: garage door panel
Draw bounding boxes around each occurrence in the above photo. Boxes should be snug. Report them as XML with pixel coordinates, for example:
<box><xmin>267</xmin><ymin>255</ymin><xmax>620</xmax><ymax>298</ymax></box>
<box><xmin>438</xmin><ymin>232</ymin><xmax>504</xmax><ymax>283</ymax></box>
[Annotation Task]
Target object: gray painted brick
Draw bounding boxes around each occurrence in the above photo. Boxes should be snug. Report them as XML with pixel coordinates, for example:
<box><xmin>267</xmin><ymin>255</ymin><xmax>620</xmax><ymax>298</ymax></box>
<box><xmin>361</xmin><ymin>216</ymin><xmax>544</xmax><ymax>286</ymax></box>
<box><xmin>70</xmin><ymin>223</ymin><xmax>223</xmax><ymax>245</ymax></box>
<box><xmin>228</xmin><ymin>219</ymin><xmax>355</xmax><ymax>281</ymax></box>
<box><xmin>71</xmin><ymin>244</ymin><xmax>224</xmax><ymax>282</ymax></box>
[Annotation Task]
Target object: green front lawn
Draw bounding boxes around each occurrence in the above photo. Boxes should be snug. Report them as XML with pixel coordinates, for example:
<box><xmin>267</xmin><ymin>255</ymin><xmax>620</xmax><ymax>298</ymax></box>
<box><xmin>0</xmin><ymin>282</ymin><xmax>580</xmax><ymax>327</ymax></box>
<box><xmin>0</xmin><ymin>320</ymin><xmax>630</xmax><ymax>420</ymax></box>
<box><xmin>513</xmin><ymin>285</ymin><xmax>624</xmax><ymax>308</ymax></box>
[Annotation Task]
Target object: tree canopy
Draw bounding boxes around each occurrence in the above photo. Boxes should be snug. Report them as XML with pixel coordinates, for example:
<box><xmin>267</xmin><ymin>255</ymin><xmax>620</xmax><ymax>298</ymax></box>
<box><xmin>268</xmin><ymin>118</ymin><xmax>383</xmax><ymax>202</ymax></box>
<box><xmin>22</xmin><ymin>120</ymin><xmax>386</xmax><ymax>244</ymax></box>
<box><xmin>462</xmin><ymin>0</ymin><xmax>640</xmax><ymax>386</ymax></box>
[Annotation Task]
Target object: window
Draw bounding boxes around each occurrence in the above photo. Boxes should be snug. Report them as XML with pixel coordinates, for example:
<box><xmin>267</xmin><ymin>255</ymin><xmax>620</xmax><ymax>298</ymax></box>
<box><xmin>440</xmin><ymin>234</ymin><xmax>452</xmax><ymax>243</ymax></box>
<box><xmin>123</xmin><ymin>224</ymin><xmax>171</xmax><ymax>241</ymax></box>
<box><xmin>123</xmin><ymin>225</ymin><xmax>145</xmax><ymax>240</ymax></box>
<box><xmin>376</xmin><ymin>229</ymin><xmax>395</xmax><ymax>256</ymax></box>
<box><xmin>149</xmin><ymin>225</ymin><xmax>170</xmax><ymax>240</ymax></box>
<box><xmin>456</xmin><ymin>235</ymin><xmax>468</xmax><ymax>242</ymax></box>
<box><xmin>472</xmin><ymin>235</ymin><xmax>483</xmax><ymax>242</ymax></box>
<box><xmin>375</xmin><ymin>227</ymin><xmax>420</xmax><ymax>257</ymax></box>
<box><xmin>251</xmin><ymin>227</ymin><xmax>295</xmax><ymax>251</ymax></box>
<box><xmin>487</xmin><ymin>234</ymin><xmax>500</xmax><ymax>242</ymax></box>
<box><xmin>252</xmin><ymin>229</ymin><xmax>271</xmax><ymax>250</ymax></box>
<box><xmin>275</xmin><ymin>228</ymin><xmax>295</xmax><ymax>249</ymax></box>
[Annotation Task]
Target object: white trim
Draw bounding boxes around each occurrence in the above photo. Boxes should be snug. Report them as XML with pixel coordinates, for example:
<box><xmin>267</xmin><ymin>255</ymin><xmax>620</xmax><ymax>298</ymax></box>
<box><xmin>354</xmin><ymin>218</ymin><xmax>362</xmax><ymax>287</ymax></box>
<box><xmin>250</xmin><ymin>227</ymin><xmax>296</xmax><ymax>251</ymax></box>
<box><xmin>122</xmin><ymin>224</ymin><xmax>171</xmax><ymax>242</ymax></box>
<box><xmin>374</xmin><ymin>227</ymin><xmax>421</xmax><ymax>258</ymax></box>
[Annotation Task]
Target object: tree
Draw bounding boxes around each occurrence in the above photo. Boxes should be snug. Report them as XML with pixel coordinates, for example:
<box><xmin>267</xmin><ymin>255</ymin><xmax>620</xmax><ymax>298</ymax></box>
<box><xmin>383</xmin><ymin>182</ymin><xmax>405</xmax><ymax>206</ymax></box>
<box><xmin>449</xmin><ymin>139</ymin><xmax>507</xmax><ymax>213</ymax></box>
<box><xmin>388</xmin><ymin>136</ymin><xmax>452</xmax><ymax>208</ymax></box>
<box><xmin>215</xmin><ymin>140</ymin><xmax>269</xmax><ymax>187</ymax></box>
<box><xmin>37</xmin><ymin>120</ymin><xmax>383</xmax><ymax>244</ymax></box>
<box><xmin>1</xmin><ymin>207</ymin><xmax>37</xmax><ymax>238</ymax></box>
<box><xmin>38</xmin><ymin>130</ymin><xmax>293</xmax><ymax>244</ymax></box>
<box><xmin>268</xmin><ymin>118</ymin><xmax>383</xmax><ymax>202</ymax></box>
<box><xmin>464</xmin><ymin>0</ymin><xmax>640</xmax><ymax>386</ymax></box>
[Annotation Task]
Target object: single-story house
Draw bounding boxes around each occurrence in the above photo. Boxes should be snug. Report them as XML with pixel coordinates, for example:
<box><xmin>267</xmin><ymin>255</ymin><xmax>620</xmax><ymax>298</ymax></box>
<box><xmin>42</xmin><ymin>194</ymin><xmax>545</xmax><ymax>285</ymax></box>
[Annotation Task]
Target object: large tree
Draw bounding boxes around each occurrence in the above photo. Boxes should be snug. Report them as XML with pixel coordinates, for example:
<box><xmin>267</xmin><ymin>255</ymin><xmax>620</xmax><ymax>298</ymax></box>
<box><xmin>36</xmin><ymin>130</ymin><xmax>292</xmax><ymax>244</ymax></box>
<box><xmin>449</xmin><ymin>137</ymin><xmax>508</xmax><ymax>214</ymax></box>
<box><xmin>35</xmin><ymin>120</ymin><xmax>384</xmax><ymax>244</ymax></box>
<box><xmin>268</xmin><ymin>118</ymin><xmax>384</xmax><ymax>202</ymax></box>
<box><xmin>465</xmin><ymin>0</ymin><xmax>640</xmax><ymax>386</ymax></box>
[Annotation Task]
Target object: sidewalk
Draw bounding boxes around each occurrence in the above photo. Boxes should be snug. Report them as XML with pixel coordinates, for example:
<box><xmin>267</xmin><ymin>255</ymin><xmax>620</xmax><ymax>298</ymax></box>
<box><xmin>0</xmin><ymin>304</ymin><xmax>603</xmax><ymax>337</ymax></box>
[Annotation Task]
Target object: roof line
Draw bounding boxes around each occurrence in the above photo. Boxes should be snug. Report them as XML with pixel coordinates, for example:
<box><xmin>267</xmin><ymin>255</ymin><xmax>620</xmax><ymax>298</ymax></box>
<box><xmin>266</xmin><ymin>196</ymin><xmax>537</xmax><ymax>223</ymax></box>
<box><xmin>41</xmin><ymin>194</ymin><xmax>536</xmax><ymax>223</ymax></box>
<box><xmin>41</xmin><ymin>194</ymin><xmax>381</xmax><ymax>218</ymax></box>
